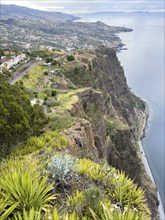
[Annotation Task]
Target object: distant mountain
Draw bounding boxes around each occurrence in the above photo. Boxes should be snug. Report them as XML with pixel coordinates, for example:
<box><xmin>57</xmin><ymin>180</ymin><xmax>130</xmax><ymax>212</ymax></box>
<box><xmin>1</xmin><ymin>4</ymin><xmax>80</xmax><ymax>22</ymax></box>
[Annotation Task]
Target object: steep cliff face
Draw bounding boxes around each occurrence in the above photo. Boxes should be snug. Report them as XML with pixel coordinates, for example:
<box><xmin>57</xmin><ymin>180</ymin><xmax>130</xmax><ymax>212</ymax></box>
<box><xmin>64</xmin><ymin>47</ymin><xmax>159</xmax><ymax>219</ymax></box>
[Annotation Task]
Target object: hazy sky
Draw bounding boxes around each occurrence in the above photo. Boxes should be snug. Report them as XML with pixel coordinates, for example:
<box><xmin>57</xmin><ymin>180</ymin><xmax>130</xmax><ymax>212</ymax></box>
<box><xmin>1</xmin><ymin>0</ymin><xmax>164</xmax><ymax>14</ymax></box>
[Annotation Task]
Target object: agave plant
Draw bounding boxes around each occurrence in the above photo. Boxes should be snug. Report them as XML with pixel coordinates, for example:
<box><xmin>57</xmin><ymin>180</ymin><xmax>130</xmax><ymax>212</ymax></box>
<box><xmin>12</xmin><ymin>208</ymin><xmax>41</xmax><ymax>220</ymax></box>
<box><xmin>101</xmin><ymin>202</ymin><xmax>151</xmax><ymax>220</ymax></box>
<box><xmin>0</xmin><ymin>160</ymin><xmax>56</xmax><ymax>217</ymax></box>
<box><xmin>0</xmin><ymin>196</ymin><xmax>19</xmax><ymax>220</ymax></box>
<box><xmin>109</xmin><ymin>171</ymin><xmax>146</xmax><ymax>206</ymax></box>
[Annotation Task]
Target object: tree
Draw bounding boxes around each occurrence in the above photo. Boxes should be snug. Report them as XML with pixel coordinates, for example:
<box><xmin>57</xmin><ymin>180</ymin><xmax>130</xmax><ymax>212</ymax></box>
<box><xmin>52</xmin><ymin>60</ymin><xmax>57</xmax><ymax>65</ymax></box>
<box><xmin>0</xmin><ymin>81</ymin><xmax>47</xmax><ymax>157</ymax></box>
<box><xmin>46</xmin><ymin>57</ymin><xmax>53</xmax><ymax>63</ymax></box>
<box><xmin>66</xmin><ymin>54</ymin><xmax>75</xmax><ymax>62</ymax></box>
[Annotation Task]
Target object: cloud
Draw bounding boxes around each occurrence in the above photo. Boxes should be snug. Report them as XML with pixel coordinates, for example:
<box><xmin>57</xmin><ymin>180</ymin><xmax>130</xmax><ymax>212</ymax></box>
<box><xmin>1</xmin><ymin>0</ymin><xmax>164</xmax><ymax>13</ymax></box>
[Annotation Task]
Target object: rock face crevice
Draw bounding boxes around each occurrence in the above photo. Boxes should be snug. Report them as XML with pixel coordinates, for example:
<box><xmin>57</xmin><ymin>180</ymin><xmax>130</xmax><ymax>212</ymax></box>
<box><xmin>64</xmin><ymin>47</ymin><xmax>158</xmax><ymax>219</ymax></box>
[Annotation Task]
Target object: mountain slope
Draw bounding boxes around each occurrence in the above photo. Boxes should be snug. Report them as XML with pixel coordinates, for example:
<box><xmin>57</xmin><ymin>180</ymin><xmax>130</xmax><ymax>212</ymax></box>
<box><xmin>0</xmin><ymin>4</ymin><xmax>80</xmax><ymax>22</ymax></box>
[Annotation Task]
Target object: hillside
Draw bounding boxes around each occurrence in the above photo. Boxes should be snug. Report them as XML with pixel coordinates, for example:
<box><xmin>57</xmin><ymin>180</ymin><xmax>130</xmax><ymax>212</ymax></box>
<box><xmin>0</xmin><ymin>47</ymin><xmax>159</xmax><ymax>219</ymax></box>
<box><xmin>0</xmin><ymin>4</ymin><xmax>132</xmax><ymax>51</ymax></box>
<box><xmin>0</xmin><ymin>4</ymin><xmax>79</xmax><ymax>22</ymax></box>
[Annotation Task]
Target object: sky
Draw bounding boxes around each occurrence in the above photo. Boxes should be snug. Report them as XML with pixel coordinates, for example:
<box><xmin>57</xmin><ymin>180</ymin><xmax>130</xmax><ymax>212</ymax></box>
<box><xmin>1</xmin><ymin>0</ymin><xmax>164</xmax><ymax>14</ymax></box>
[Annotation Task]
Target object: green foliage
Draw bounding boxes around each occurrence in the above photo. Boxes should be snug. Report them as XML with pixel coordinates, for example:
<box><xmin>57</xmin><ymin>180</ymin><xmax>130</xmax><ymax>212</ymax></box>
<box><xmin>67</xmin><ymin>190</ymin><xmax>84</xmax><ymax>213</ymax></box>
<box><xmin>1</xmin><ymin>67</ymin><xmax>12</xmax><ymax>79</ymax></box>
<box><xmin>52</xmin><ymin>60</ymin><xmax>58</xmax><ymax>66</ymax></box>
<box><xmin>21</xmin><ymin>64</ymin><xmax>47</xmax><ymax>89</ymax></box>
<box><xmin>109</xmin><ymin>171</ymin><xmax>147</xmax><ymax>211</ymax></box>
<box><xmin>47</xmin><ymin>154</ymin><xmax>79</xmax><ymax>186</ymax></box>
<box><xmin>100</xmin><ymin>202</ymin><xmax>150</xmax><ymax>220</ymax></box>
<box><xmin>73</xmin><ymin>66</ymin><xmax>80</xmax><ymax>74</ymax></box>
<box><xmin>11</xmin><ymin>131</ymin><xmax>69</xmax><ymax>156</ymax></box>
<box><xmin>30</xmin><ymin>50</ymin><xmax>55</xmax><ymax>58</ymax></box>
<box><xmin>46</xmin><ymin>57</ymin><xmax>53</xmax><ymax>63</ymax></box>
<box><xmin>51</xmin><ymin>90</ymin><xmax>57</xmax><ymax>97</ymax></box>
<box><xmin>77</xmin><ymin>159</ymin><xmax>151</xmax><ymax>218</ymax></box>
<box><xmin>77</xmin><ymin>158</ymin><xmax>114</xmax><ymax>182</ymax></box>
<box><xmin>0</xmin><ymin>160</ymin><xmax>55</xmax><ymax>217</ymax></box>
<box><xmin>49</xmin><ymin>112</ymin><xmax>75</xmax><ymax>131</ymax></box>
<box><xmin>66</xmin><ymin>54</ymin><xmax>75</xmax><ymax>62</ymax></box>
<box><xmin>12</xmin><ymin>207</ymin><xmax>42</xmax><ymax>220</ymax></box>
<box><xmin>0</xmin><ymin>81</ymin><xmax>46</xmax><ymax>157</ymax></box>
<box><xmin>106</xmin><ymin>119</ymin><xmax>116</xmax><ymax>135</ymax></box>
<box><xmin>0</xmin><ymin>196</ymin><xmax>19</xmax><ymax>220</ymax></box>
<box><xmin>83</xmin><ymin>187</ymin><xmax>102</xmax><ymax>211</ymax></box>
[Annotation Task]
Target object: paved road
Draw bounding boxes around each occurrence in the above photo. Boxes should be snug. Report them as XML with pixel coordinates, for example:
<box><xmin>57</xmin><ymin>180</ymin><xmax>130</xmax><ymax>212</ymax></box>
<box><xmin>8</xmin><ymin>53</ymin><xmax>67</xmax><ymax>85</ymax></box>
<box><xmin>8</xmin><ymin>60</ymin><xmax>43</xmax><ymax>85</ymax></box>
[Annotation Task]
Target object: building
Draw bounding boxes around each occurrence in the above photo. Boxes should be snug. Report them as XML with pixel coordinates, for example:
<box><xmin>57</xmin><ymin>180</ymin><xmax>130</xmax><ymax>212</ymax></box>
<box><xmin>0</xmin><ymin>54</ymin><xmax>27</xmax><ymax>70</ymax></box>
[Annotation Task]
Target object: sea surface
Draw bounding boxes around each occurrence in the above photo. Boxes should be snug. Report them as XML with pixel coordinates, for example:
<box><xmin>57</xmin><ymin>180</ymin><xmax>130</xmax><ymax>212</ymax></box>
<box><xmin>78</xmin><ymin>12</ymin><xmax>165</xmax><ymax>211</ymax></box>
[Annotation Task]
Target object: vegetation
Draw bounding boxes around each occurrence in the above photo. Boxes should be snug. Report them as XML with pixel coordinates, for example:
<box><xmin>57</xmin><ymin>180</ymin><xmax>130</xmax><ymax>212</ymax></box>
<box><xmin>0</xmin><ymin>160</ymin><xmax>55</xmax><ymax>218</ymax></box>
<box><xmin>66</xmin><ymin>54</ymin><xmax>75</xmax><ymax>62</ymax></box>
<box><xmin>1</xmin><ymin>67</ymin><xmax>12</xmax><ymax>79</ymax></box>
<box><xmin>30</xmin><ymin>49</ymin><xmax>63</xmax><ymax>58</ymax></box>
<box><xmin>11</xmin><ymin>131</ymin><xmax>69</xmax><ymax>156</ymax></box>
<box><xmin>0</xmin><ymin>48</ymin><xmax>153</xmax><ymax>220</ymax></box>
<box><xmin>20</xmin><ymin>64</ymin><xmax>47</xmax><ymax>90</ymax></box>
<box><xmin>0</xmin><ymin>81</ymin><xmax>46</xmax><ymax>157</ymax></box>
<box><xmin>47</xmin><ymin>154</ymin><xmax>79</xmax><ymax>187</ymax></box>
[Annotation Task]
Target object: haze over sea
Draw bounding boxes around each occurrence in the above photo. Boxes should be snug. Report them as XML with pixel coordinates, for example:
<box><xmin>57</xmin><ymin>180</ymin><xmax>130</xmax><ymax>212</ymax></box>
<box><xmin>78</xmin><ymin>11</ymin><xmax>165</xmax><ymax>210</ymax></box>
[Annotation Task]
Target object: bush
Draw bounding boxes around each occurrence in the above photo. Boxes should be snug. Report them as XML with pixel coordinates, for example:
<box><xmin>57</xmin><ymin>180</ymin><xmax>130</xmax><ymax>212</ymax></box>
<box><xmin>46</xmin><ymin>57</ymin><xmax>53</xmax><ymax>63</ymax></box>
<box><xmin>47</xmin><ymin>154</ymin><xmax>79</xmax><ymax>186</ymax></box>
<box><xmin>52</xmin><ymin>60</ymin><xmax>58</xmax><ymax>65</ymax></box>
<box><xmin>106</xmin><ymin>119</ymin><xmax>116</xmax><ymax>135</ymax></box>
<box><xmin>51</xmin><ymin>90</ymin><xmax>57</xmax><ymax>97</ymax></box>
<box><xmin>66</xmin><ymin>55</ymin><xmax>75</xmax><ymax>62</ymax></box>
<box><xmin>83</xmin><ymin>186</ymin><xmax>102</xmax><ymax>211</ymax></box>
<box><xmin>49</xmin><ymin>113</ymin><xmax>75</xmax><ymax>131</ymax></box>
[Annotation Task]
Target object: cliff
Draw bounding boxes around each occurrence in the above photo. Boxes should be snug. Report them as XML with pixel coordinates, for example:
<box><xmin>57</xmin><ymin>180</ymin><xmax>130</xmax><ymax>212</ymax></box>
<box><xmin>63</xmin><ymin>47</ymin><xmax>159</xmax><ymax>218</ymax></box>
<box><xmin>2</xmin><ymin>47</ymin><xmax>159</xmax><ymax>219</ymax></box>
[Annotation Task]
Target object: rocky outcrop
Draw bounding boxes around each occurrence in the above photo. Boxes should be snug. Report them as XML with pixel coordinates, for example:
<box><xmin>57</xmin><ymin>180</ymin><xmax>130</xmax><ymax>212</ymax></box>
<box><xmin>64</xmin><ymin>47</ymin><xmax>159</xmax><ymax>219</ymax></box>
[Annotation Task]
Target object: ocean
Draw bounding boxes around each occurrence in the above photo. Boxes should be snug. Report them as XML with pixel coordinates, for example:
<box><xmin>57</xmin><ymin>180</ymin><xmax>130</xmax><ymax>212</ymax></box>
<box><xmin>78</xmin><ymin>12</ymin><xmax>165</xmax><ymax>211</ymax></box>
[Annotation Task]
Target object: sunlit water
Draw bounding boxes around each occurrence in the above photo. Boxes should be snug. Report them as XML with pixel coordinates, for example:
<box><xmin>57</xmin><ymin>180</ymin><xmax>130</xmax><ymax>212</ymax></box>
<box><xmin>78</xmin><ymin>12</ymin><xmax>165</xmax><ymax>211</ymax></box>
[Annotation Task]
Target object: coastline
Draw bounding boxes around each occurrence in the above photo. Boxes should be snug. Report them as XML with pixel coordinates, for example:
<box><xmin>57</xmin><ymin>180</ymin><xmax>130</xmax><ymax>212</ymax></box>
<box><xmin>139</xmin><ymin>100</ymin><xmax>165</xmax><ymax>219</ymax></box>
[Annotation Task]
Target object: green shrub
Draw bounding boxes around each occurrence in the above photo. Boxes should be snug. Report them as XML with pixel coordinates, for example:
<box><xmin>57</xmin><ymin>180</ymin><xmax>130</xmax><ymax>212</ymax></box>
<box><xmin>66</xmin><ymin>55</ymin><xmax>75</xmax><ymax>62</ymax></box>
<box><xmin>51</xmin><ymin>90</ymin><xmax>57</xmax><ymax>97</ymax></box>
<box><xmin>67</xmin><ymin>190</ymin><xmax>84</xmax><ymax>214</ymax></box>
<box><xmin>52</xmin><ymin>60</ymin><xmax>58</xmax><ymax>66</ymax></box>
<box><xmin>49</xmin><ymin>113</ymin><xmax>75</xmax><ymax>131</ymax></box>
<box><xmin>83</xmin><ymin>186</ymin><xmax>102</xmax><ymax>211</ymax></box>
<box><xmin>106</xmin><ymin>119</ymin><xmax>116</xmax><ymax>135</ymax></box>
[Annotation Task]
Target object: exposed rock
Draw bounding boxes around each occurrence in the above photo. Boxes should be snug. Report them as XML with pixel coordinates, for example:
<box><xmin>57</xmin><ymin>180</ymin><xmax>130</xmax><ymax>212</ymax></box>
<box><xmin>64</xmin><ymin>119</ymin><xmax>99</xmax><ymax>161</ymax></box>
<box><xmin>64</xmin><ymin>47</ymin><xmax>159</xmax><ymax>219</ymax></box>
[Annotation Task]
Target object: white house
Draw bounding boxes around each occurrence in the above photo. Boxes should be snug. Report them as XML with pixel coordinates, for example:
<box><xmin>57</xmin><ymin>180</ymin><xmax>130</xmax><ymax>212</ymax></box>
<box><xmin>0</xmin><ymin>54</ymin><xmax>27</xmax><ymax>70</ymax></box>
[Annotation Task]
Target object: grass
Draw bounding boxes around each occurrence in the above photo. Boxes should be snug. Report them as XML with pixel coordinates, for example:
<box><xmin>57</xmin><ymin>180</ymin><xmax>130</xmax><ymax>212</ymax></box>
<box><xmin>30</xmin><ymin>49</ymin><xmax>64</xmax><ymax>58</ymax></box>
<box><xmin>56</xmin><ymin>88</ymin><xmax>90</xmax><ymax>109</ymax></box>
<box><xmin>21</xmin><ymin>64</ymin><xmax>48</xmax><ymax>90</ymax></box>
<box><xmin>48</xmin><ymin>111</ymin><xmax>76</xmax><ymax>131</ymax></box>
